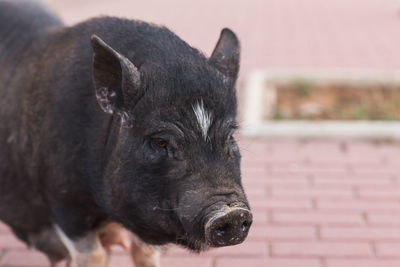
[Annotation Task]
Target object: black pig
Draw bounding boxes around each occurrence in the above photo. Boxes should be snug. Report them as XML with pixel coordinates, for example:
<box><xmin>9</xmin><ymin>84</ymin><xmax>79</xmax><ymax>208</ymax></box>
<box><xmin>0</xmin><ymin>1</ymin><xmax>252</xmax><ymax>266</ymax></box>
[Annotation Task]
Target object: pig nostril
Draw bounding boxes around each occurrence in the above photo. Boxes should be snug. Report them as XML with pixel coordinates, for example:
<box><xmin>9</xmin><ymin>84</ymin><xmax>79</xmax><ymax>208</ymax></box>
<box><xmin>216</xmin><ymin>223</ymin><xmax>230</xmax><ymax>237</ymax></box>
<box><xmin>241</xmin><ymin>221</ymin><xmax>250</xmax><ymax>232</ymax></box>
<box><xmin>217</xmin><ymin>230</ymin><xmax>225</xmax><ymax>237</ymax></box>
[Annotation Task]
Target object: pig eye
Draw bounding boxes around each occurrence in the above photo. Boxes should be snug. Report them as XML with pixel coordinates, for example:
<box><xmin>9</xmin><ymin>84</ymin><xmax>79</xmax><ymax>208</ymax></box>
<box><xmin>151</xmin><ymin>138</ymin><xmax>169</xmax><ymax>149</ymax></box>
<box><xmin>227</xmin><ymin>132</ymin><xmax>239</xmax><ymax>156</ymax></box>
<box><xmin>228</xmin><ymin>134</ymin><xmax>236</xmax><ymax>146</ymax></box>
<box><xmin>227</xmin><ymin>130</ymin><xmax>236</xmax><ymax>143</ymax></box>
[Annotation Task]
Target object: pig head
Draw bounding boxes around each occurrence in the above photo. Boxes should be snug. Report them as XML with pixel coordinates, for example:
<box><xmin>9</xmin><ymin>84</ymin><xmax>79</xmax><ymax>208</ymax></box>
<box><xmin>90</xmin><ymin>29</ymin><xmax>252</xmax><ymax>251</ymax></box>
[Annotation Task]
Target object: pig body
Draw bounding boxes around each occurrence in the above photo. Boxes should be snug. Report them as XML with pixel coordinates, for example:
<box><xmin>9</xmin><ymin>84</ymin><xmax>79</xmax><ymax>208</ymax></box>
<box><xmin>0</xmin><ymin>1</ymin><xmax>252</xmax><ymax>266</ymax></box>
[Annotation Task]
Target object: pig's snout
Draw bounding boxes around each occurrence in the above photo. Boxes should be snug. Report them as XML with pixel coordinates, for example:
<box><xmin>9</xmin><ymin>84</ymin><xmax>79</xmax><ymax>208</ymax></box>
<box><xmin>204</xmin><ymin>204</ymin><xmax>252</xmax><ymax>247</ymax></box>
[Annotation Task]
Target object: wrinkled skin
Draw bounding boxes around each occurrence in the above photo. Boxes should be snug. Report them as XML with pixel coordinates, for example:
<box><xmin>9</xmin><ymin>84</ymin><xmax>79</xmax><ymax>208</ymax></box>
<box><xmin>0</xmin><ymin>0</ymin><xmax>251</xmax><ymax>266</ymax></box>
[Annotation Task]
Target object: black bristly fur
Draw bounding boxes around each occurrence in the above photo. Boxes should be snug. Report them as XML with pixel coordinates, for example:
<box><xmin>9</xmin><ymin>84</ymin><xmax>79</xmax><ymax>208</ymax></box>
<box><xmin>0</xmin><ymin>0</ymin><xmax>250</xmax><ymax>261</ymax></box>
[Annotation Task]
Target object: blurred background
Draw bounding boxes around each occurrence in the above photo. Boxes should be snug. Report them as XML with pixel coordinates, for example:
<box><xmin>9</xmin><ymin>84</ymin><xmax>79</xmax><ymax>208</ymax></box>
<box><xmin>41</xmin><ymin>0</ymin><xmax>400</xmax><ymax>75</ymax></box>
<box><xmin>3</xmin><ymin>1</ymin><xmax>400</xmax><ymax>267</ymax></box>
<box><xmin>41</xmin><ymin>0</ymin><xmax>400</xmax><ymax>136</ymax></box>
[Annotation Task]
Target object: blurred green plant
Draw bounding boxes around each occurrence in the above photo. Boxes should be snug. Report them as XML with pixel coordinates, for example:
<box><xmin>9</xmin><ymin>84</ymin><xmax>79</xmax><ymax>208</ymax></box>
<box><xmin>272</xmin><ymin>81</ymin><xmax>400</xmax><ymax>121</ymax></box>
<box><xmin>294</xmin><ymin>79</ymin><xmax>314</xmax><ymax>97</ymax></box>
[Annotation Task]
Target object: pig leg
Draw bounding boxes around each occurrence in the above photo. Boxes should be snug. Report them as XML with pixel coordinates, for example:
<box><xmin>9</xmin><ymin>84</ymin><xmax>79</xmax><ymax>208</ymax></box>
<box><xmin>97</xmin><ymin>222</ymin><xmax>131</xmax><ymax>252</ymax></box>
<box><xmin>97</xmin><ymin>222</ymin><xmax>160</xmax><ymax>267</ymax></box>
<box><xmin>26</xmin><ymin>225</ymin><xmax>70</xmax><ymax>266</ymax></box>
<box><xmin>49</xmin><ymin>258</ymin><xmax>71</xmax><ymax>267</ymax></box>
<box><xmin>130</xmin><ymin>234</ymin><xmax>161</xmax><ymax>267</ymax></box>
<box><xmin>55</xmin><ymin>225</ymin><xmax>108</xmax><ymax>267</ymax></box>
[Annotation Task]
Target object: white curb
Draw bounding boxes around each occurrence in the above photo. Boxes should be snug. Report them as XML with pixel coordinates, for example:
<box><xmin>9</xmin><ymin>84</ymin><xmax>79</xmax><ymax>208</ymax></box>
<box><xmin>241</xmin><ymin>69</ymin><xmax>400</xmax><ymax>140</ymax></box>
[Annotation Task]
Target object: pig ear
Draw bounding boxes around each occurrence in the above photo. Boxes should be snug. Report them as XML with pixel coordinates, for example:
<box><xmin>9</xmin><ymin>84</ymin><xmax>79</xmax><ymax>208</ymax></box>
<box><xmin>209</xmin><ymin>28</ymin><xmax>240</xmax><ymax>80</ymax></box>
<box><xmin>90</xmin><ymin>34</ymin><xmax>141</xmax><ymax>116</ymax></box>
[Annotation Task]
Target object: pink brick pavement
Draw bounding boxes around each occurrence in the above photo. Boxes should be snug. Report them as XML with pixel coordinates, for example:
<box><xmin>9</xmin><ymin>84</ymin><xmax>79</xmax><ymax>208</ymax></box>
<box><xmin>2</xmin><ymin>138</ymin><xmax>400</xmax><ymax>267</ymax></box>
<box><xmin>41</xmin><ymin>0</ymin><xmax>400</xmax><ymax>77</ymax></box>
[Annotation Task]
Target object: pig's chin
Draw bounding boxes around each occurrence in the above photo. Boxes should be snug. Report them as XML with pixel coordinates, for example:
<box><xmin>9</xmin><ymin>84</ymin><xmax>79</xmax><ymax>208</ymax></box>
<box><xmin>137</xmin><ymin>233</ymin><xmax>209</xmax><ymax>253</ymax></box>
<box><xmin>176</xmin><ymin>239</ymin><xmax>210</xmax><ymax>253</ymax></box>
<box><xmin>135</xmin><ymin>228</ymin><xmax>209</xmax><ymax>252</ymax></box>
<box><xmin>114</xmin><ymin>211</ymin><xmax>210</xmax><ymax>251</ymax></box>
<box><xmin>129</xmin><ymin>226</ymin><xmax>176</xmax><ymax>246</ymax></box>
<box><xmin>173</xmin><ymin>233</ymin><xmax>210</xmax><ymax>253</ymax></box>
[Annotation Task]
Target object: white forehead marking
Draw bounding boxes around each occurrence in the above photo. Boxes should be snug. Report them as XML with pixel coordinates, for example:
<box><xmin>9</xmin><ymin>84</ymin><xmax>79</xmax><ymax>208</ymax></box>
<box><xmin>192</xmin><ymin>99</ymin><xmax>212</xmax><ymax>140</ymax></box>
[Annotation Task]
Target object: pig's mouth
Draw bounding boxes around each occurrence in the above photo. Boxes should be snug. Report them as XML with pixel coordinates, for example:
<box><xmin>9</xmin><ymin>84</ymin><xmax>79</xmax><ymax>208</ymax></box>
<box><xmin>118</xmin><ymin>201</ymin><xmax>252</xmax><ymax>252</ymax></box>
